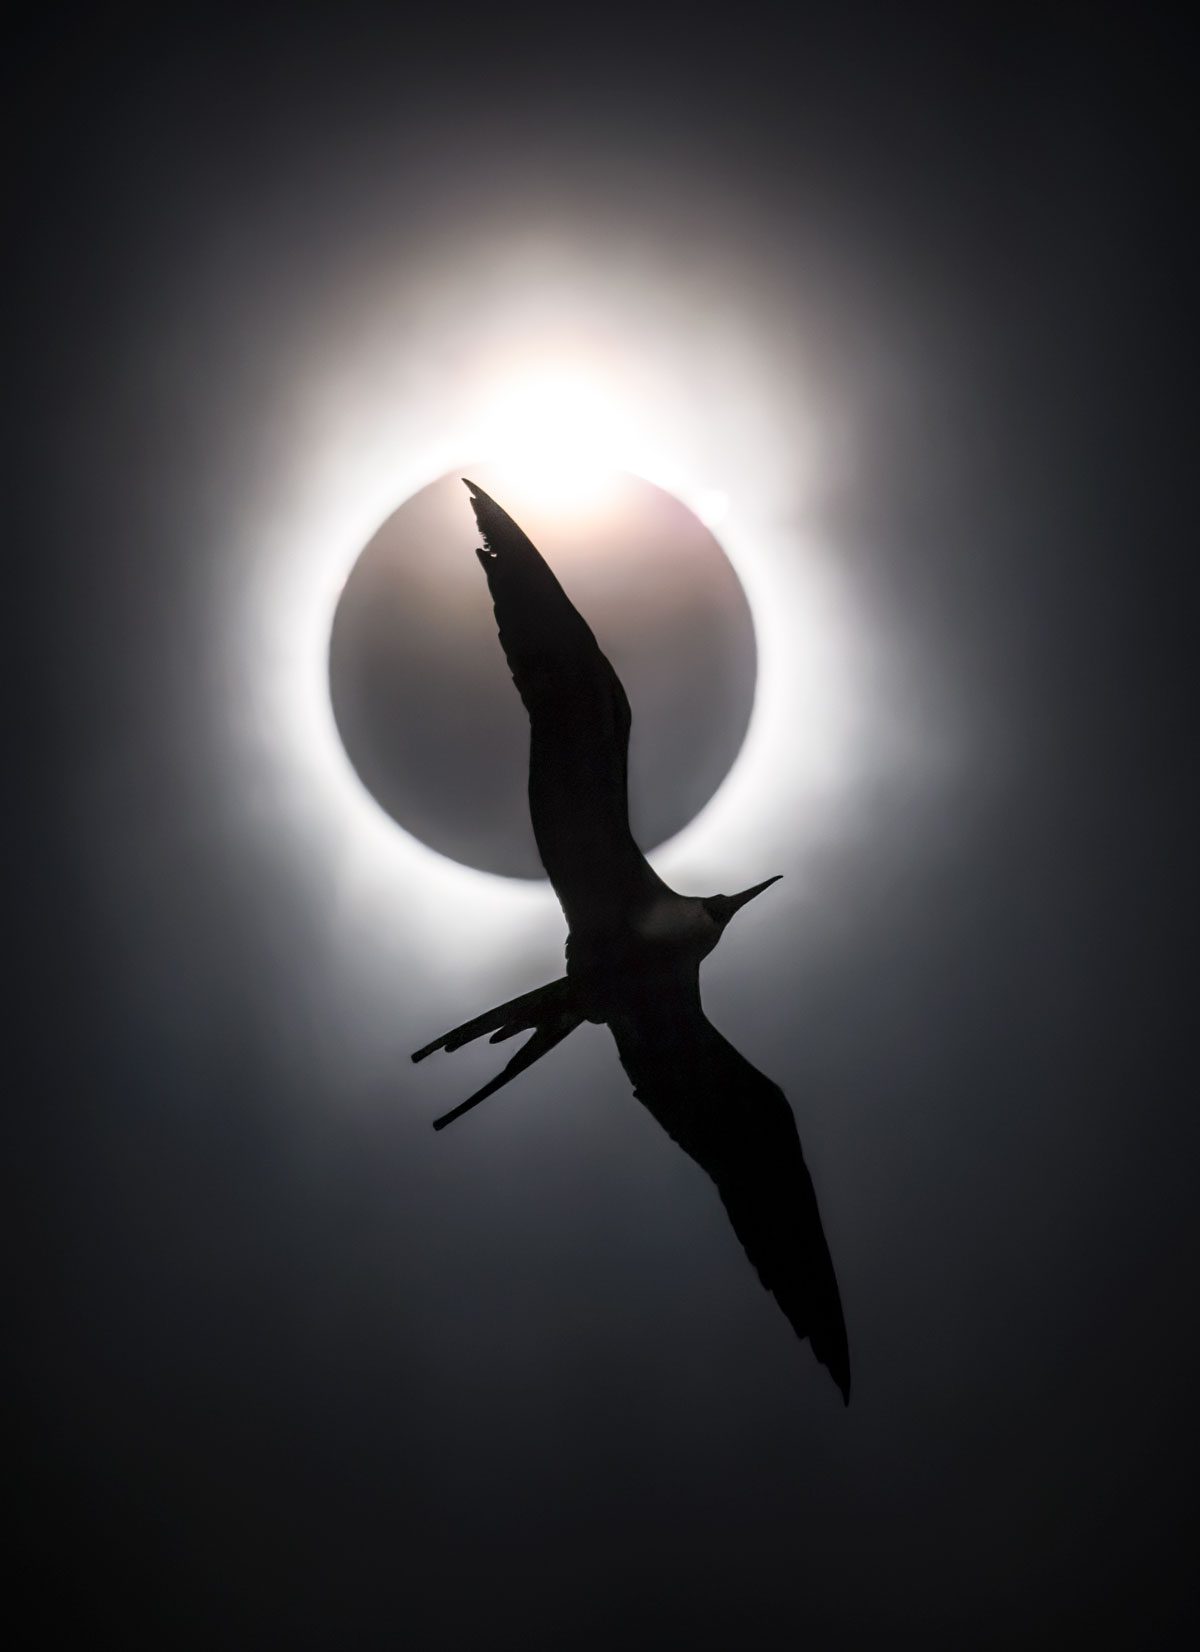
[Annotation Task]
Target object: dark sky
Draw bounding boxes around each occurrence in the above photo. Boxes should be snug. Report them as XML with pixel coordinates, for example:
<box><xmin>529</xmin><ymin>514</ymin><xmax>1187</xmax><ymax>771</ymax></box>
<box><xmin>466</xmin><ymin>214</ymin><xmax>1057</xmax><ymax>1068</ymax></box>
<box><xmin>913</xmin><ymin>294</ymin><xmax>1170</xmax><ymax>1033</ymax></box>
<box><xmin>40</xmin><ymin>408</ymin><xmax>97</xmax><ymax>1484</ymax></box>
<box><xmin>15</xmin><ymin>8</ymin><xmax>1196</xmax><ymax>1647</ymax></box>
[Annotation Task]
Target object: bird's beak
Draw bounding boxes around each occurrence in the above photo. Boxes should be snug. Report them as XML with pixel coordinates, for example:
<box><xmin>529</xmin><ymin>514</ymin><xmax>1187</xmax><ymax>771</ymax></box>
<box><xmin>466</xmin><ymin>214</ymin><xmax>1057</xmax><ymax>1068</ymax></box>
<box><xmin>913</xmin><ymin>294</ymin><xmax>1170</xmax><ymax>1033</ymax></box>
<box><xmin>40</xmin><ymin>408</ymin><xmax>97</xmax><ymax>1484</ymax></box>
<box><xmin>726</xmin><ymin>875</ymin><xmax>782</xmax><ymax>916</ymax></box>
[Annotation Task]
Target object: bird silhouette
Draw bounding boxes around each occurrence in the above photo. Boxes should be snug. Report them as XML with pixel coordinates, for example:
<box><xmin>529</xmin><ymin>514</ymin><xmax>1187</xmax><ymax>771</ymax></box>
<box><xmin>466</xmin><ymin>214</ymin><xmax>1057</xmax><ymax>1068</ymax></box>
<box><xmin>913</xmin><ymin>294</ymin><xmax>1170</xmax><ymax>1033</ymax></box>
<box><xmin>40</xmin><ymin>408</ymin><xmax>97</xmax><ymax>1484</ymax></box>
<box><xmin>412</xmin><ymin>480</ymin><xmax>851</xmax><ymax>1402</ymax></box>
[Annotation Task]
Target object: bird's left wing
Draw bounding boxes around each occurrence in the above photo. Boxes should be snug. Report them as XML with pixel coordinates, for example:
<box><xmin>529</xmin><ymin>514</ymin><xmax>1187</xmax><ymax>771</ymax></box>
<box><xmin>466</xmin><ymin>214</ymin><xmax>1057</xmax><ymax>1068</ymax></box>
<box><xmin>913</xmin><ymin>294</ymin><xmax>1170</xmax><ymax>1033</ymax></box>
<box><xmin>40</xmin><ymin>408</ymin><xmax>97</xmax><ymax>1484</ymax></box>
<box><xmin>607</xmin><ymin>990</ymin><xmax>851</xmax><ymax>1402</ymax></box>
<box><xmin>464</xmin><ymin>480</ymin><xmax>669</xmax><ymax>929</ymax></box>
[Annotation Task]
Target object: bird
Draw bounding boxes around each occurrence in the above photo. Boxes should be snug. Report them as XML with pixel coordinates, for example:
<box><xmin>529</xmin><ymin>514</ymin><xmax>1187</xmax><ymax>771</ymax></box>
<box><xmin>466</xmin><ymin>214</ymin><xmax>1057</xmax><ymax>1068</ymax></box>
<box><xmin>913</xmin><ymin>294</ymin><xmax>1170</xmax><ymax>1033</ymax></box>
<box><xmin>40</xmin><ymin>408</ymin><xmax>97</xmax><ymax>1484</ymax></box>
<box><xmin>412</xmin><ymin>479</ymin><xmax>851</xmax><ymax>1402</ymax></box>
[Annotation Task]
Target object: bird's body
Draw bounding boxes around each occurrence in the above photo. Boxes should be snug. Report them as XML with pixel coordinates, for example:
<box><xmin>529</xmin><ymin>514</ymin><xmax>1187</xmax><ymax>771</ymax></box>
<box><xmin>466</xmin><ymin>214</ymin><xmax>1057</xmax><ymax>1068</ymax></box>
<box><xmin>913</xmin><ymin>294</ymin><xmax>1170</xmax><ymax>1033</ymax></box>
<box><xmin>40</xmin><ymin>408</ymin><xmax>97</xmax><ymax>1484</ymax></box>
<box><xmin>567</xmin><ymin>894</ymin><xmax>717</xmax><ymax>1017</ymax></box>
<box><xmin>412</xmin><ymin>480</ymin><xmax>851</xmax><ymax>1402</ymax></box>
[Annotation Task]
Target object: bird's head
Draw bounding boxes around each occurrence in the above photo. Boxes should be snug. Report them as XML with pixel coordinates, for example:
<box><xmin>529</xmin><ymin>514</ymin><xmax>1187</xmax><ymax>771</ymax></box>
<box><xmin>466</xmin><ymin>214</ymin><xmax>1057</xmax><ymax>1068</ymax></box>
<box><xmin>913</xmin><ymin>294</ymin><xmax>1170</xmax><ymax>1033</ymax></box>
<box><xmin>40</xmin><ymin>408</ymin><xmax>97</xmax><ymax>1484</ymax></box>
<box><xmin>700</xmin><ymin>876</ymin><xmax>783</xmax><ymax>939</ymax></box>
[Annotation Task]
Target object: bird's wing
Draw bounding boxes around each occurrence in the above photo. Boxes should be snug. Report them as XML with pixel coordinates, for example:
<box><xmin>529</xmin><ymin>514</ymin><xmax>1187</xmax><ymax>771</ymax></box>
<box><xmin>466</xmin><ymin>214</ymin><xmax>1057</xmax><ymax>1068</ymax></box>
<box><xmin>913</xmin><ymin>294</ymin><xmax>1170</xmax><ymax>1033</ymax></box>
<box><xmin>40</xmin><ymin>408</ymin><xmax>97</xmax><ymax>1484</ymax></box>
<box><xmin>465</xmin><ymin>481</ymin><xmax>670</xmax><ymax>928</ymax></box>
<box><xmin>607</xmin><ymin>986</ymin><xmax>851</xmax><ymax>1402</ymax></box>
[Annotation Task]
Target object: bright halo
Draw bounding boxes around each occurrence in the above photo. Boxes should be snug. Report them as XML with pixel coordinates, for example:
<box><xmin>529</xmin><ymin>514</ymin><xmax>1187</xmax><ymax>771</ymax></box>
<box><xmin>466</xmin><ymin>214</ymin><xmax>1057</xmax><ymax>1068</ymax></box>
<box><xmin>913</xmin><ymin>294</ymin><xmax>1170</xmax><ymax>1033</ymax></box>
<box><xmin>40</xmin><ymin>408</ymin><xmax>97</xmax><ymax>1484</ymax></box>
<box><xmin>228</xmin><ymin>261</ymin><xmax>907</xmax><ymax>1011</ymax></box>
<box><xmin>473</xmin><ymin>368</ymin><xmax>627</xmax><ymax>508</ymax></box>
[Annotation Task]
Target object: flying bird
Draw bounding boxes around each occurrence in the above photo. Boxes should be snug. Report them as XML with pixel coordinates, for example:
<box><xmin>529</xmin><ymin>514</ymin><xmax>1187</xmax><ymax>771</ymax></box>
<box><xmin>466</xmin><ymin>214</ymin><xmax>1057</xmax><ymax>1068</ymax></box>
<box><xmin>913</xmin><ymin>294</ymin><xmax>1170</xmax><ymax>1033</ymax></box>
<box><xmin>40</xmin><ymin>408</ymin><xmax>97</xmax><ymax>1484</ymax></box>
<box><xmin>413</xmin><ymin>481</ymin><xmax>850</xmax><ymax>1402</ymax></box>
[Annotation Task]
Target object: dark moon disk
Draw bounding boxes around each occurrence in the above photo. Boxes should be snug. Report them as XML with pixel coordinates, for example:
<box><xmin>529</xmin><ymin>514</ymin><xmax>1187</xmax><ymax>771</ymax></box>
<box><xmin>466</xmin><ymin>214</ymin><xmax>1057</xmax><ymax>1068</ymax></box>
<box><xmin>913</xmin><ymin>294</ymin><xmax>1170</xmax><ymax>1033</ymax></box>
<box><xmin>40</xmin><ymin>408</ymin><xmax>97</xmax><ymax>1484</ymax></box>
<box><xmin>329</xmin><ymin>465</ymin><xmax>757</xmax><ymax>879</ymax></box>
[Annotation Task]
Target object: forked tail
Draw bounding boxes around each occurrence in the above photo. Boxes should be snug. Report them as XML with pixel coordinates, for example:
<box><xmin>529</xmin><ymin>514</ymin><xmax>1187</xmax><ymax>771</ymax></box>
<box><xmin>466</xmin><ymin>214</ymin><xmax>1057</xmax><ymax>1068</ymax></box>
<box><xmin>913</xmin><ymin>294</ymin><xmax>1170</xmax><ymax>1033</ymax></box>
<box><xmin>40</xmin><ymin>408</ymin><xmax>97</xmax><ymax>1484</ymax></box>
<box><xmin>412</xmin><ymin>977</ymin><xmax>582</xmax><ymax>1130</ymax></box>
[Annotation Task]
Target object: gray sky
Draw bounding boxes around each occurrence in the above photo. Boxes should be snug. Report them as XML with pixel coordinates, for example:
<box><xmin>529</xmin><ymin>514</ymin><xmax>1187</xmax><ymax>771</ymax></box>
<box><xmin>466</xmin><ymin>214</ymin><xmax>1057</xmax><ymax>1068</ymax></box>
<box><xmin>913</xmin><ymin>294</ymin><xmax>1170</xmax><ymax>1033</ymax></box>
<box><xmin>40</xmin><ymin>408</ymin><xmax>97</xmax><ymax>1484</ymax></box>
<box><xmin>16</xmin><ymin>9</ymin><xmax>1194</xmax><ymax>1647</ymax></box>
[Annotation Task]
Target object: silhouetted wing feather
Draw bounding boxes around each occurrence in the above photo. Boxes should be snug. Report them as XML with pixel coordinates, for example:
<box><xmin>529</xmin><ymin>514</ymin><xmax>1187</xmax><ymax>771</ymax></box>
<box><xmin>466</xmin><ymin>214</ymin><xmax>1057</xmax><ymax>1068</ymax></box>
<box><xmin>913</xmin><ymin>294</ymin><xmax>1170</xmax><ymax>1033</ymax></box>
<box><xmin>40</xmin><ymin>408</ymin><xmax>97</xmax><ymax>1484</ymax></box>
<box><xmin>465</xmin><ymin>481</ymin><xmax>669</xmax><ymax>927</ymax></box>
<box><xmin>608</xmin><ymin>990</ymin><xmax>851</xmax><ymax>1402</ymax></box>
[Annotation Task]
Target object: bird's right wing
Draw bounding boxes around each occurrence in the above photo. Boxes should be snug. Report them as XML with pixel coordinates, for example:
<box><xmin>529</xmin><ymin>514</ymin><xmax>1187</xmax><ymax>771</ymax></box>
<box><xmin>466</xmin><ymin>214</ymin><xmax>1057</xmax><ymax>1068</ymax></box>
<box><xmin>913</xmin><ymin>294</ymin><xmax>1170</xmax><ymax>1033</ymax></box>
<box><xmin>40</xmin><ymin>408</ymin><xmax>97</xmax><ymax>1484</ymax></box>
<box><xmin>465</xmin><ymin>481</ymin><xmax>669</xmax><ymax>929</ymax></box>
<box><xmin>608</xmin><ymin>991</ymin><xmax>851</xmax><ymax>1402</ymax></box>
